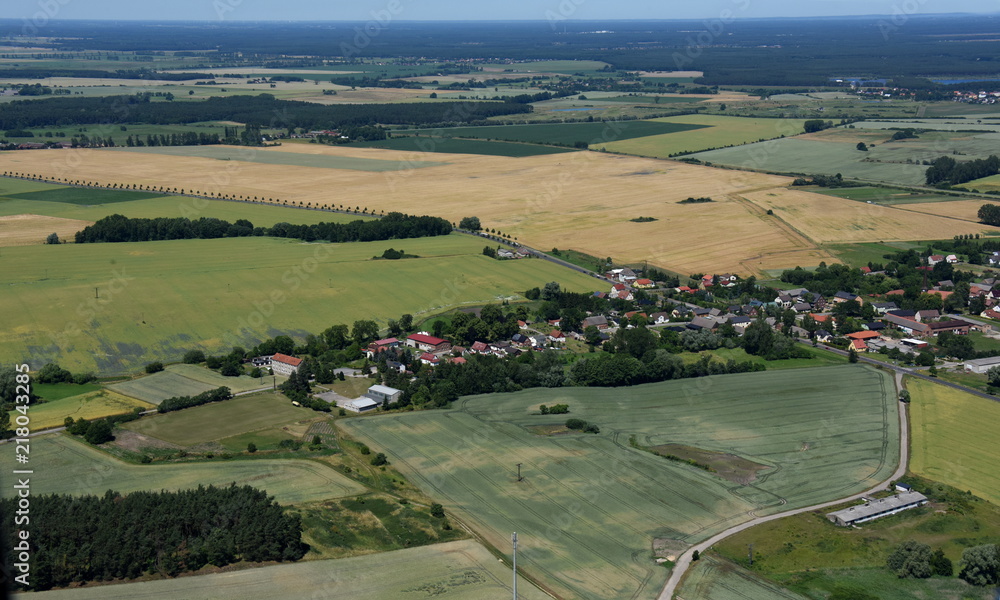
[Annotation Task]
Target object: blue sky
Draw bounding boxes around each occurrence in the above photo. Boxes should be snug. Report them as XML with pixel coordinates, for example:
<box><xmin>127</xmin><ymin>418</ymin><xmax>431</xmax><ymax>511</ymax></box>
<box><xmin>2</xmin><ymin>0</ymin><xmax>998</xmax><ymax>21</ymax></box>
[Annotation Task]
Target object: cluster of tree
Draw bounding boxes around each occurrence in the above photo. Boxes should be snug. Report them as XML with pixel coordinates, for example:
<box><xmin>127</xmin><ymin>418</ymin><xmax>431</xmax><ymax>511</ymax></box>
<box><xmin>565</xmin><ymin>418</ymin><xmax>600</xmax><ymax>433</ymax></box>
<box><xmin>36</xmin><ymin>363</ymin><xmax>96</xmax><ymax>385</ymax></box>
<box><xmin>377</xmin><ymin>248</ymin><xmax>417</xmax><ymax>260</ymax></box>
<box><xmin>329</xmin><ymin>76</ymin><xmax>423</xmax><ymax>89</ymax></box>
<box><xmin>0</xmin><ymin>68</ymin><xmax>211</xmax><ymax>81</ymax></box>
<box><xmin>890</xmin><ymin>128</ymin><xmax>919</xmax><ymax>140</ymax></box>
<box><xmin>278</xmin><ymin>368</ymin><xmax>332</xmax><ymax>412</ymax></box>
<box><xmin>316</xmin><ymin>125</ymin><xmax>388</xmax><ymax>143</ymax></box>
<box><xmin>570</xmin><ymin>347</ymin><xmax>765</xmax><ymax>387</ymax></box>
<box><xmin>886</xmin><ymin>541</ymin><xmax>953</xmax><ymax>579</ymax></box>
<box><xmin>791</xmin><ymin>173</ymin><xmax>863</xmax><ymax>188</ymax></box>
<box><xmin>0</xmin><ymin>93</ymin><xmax>533</xmax><ymax>130</ymax></box>
<box><xmin>2</xmin><ymin>485</ymin><xmax>307</xmax><ymax>591</ymax></box>
<box><xmin>803</xmin><ymin>119</ymin><xmax>834</xmax><ymax>133</ymax></box>
<box><xmin>977</xmin><ymin>203</ymin><xmax>1000</xmax><ymax>227</ymax></box>
<box><xmin>125</xmin><ymin>131</ymin><xmax>224</xmax><ymax>148</ymax></box>
<box><xmin>64</xmin><ymin>408</ymin><xmax>144</xmax><ymax>445</ymax></box>
<box><xmin>538</xmin><ymin>403</ymin><xmax>569</xmax><ymax>415</ymax></box>
<box><xmin>14</xmin><ymin>84</ymin><xmax>54</xmax><ymax>96</ymax></box>
<box><xmin>75</xmin><ymin>211</ymin><xmax>452</xmax><ymax>244</ymax></box>
<box><xmin>926</xmin><ymin>155</ymin><xmax>1000</xmax><ymax>186</ymax></box>
<box><xmin>158</xmin><ymin>386</ymin><xmax>232</xmax><ymax>413</ymax></box>
<box><xmin>677</xmin><ymin>197</ymin><xmax>713</xmax><ymax>204</ymax></box>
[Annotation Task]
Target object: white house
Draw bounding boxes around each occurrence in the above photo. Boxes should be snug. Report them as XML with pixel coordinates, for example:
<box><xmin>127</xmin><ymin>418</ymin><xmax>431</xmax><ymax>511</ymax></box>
<box><xmin>271</xmin><ymin>353</ymin><xmax>302</xmax><ymax>376</ymax></box>
<box><xmin>366</xmin><ymin>384</ymin><xmax>402</xmax><ymax>405</ymax></box>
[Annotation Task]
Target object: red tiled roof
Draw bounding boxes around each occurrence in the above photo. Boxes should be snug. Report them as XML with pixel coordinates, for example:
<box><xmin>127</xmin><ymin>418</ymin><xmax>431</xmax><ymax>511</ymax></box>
<box><xmin>373</xmin><ymin>338</ymin><xmax>398</xmax><ymax>346</ymax></box>
<box><xmin>272</xmin><ymin>353</ymin><xmax>302</xmax><ymax>366</ymax></box>
<box><xmin>450</xmin><ymin>357</ymin><xmax>467</xmax><ymax>364</ymax></box>
<box><xmin>550</xmin><ymin>330</ymin><xmax>564</xmax><ymax>338</ymax></box>
<box><xmin>635</xmin><ymin>278</ymin><xmax>653</xmax><ymax>285</ymax></box>
<box><xmin>408</xmin><ymin>333</ymin><xmax>447</xmax><ymax>346</ymax></box>
<box><xmin>419</xmin><ymin>352</ymin><xmax>439</xmax><ymax>362</ymax></box>
<box><xmin>850</xmin><ymin>339</ymin><xmax>867</xmax><ymax>351</ymax></box>
<box><xmin>846</xmin><ymin>331</ymin><xmax>881</xmax><ymax>340</ymax></box>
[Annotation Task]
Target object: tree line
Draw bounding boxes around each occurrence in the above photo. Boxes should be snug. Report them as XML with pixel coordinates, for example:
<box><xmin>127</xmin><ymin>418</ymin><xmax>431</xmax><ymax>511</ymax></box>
<box><xmin>0</xmin><ymin>93</ymin><xmax>533</xmax><ymax>131</ymax></box>
<box><xmin>74</xmin><ymin>211</ymin><xmax>453</xmax><ymax>244</ymax></box>
<box><xmin>2</xmin><ymin>485</ymin><xmax>307</xmax><ymax>591</ymax></box>
<box><xmin>926</xmin><ymin>155</ymin><xmax>1000</xmax><ymax>186</ymax></box>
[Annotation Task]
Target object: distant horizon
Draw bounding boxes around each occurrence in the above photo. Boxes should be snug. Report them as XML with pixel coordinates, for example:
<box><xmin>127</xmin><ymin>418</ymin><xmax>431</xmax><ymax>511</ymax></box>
<box><xmin>2</xmin><ymin>0</ymin><xmax>1000</xmax><ymax>24</ymax></box>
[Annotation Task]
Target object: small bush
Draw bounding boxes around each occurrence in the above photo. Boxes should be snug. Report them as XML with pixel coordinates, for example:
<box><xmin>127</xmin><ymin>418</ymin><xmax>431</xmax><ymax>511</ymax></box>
<box><xmin>145</xmin><ymin>361</ymin><xmax>164</xmax><ymax>374</ymax></box>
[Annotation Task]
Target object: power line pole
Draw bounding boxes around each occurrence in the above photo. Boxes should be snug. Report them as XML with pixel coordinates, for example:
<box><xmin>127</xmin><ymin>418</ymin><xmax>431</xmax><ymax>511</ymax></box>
<box><xmin>516</xmin><ymin>463</ymin><xmax>523</xmax><ymax>482</ymax></box>
<box><xmin>512</xmin><ymin>532</ymin><xmax>518</xmax><ymax>600</ymax></box>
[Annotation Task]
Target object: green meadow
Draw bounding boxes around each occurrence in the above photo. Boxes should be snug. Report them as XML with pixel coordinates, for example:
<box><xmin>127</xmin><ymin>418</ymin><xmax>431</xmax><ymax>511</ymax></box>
<box><xmin>400</xmin><ymin>120</ymin><xmax>707</xmax><ymax>146</ymax></box>
<box><xmin>342</xmin><ymin>365</ymin><xmax>899</xmax><ymax>600</ymax></box>
<box><xmin>2</xmin><ymin>434</ymin><xmax>365</xmax><ymax>504</ymax></box>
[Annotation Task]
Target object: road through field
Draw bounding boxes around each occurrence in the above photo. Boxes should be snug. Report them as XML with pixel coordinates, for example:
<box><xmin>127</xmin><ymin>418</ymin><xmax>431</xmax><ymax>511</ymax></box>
<box><xmin>659</xmin><ymin>369</ymin><xmax>909</xmax><ymax>600</ymax></box>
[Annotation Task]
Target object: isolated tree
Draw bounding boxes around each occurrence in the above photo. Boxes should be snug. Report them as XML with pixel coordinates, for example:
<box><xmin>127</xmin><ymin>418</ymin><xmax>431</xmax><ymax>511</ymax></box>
<box><xmin>857</xmin><ymin>142</ymin><xmax>868</xmax><ymax>151</ymax></box>
<box><xmin>183</xmin><ymin>350</ymin><xmax>206</xmax><ymax>364</ymax></box>
<box><xmin>247</xmin><ymin>442</ymin><xmax>257</xmax><ymax>453</ymax></box>
<box><xmin>45</xmin><ymin>232</ymin><xmax>60</xmax><ymax>244</ymax></box>
<box><xmin>145</xmin><ymin>361</ymin><xmax>164</xmax><ymax>374</ymax></box>
<box><xmin>430</xmin><ymin>503</ymin><xmax>445</xmax><ymax>518</ymax></box>
<box><xmin>351</xmin><ymin>320</ymin><xmax>380</xmax><ymax>346</ymax></box>
<box><xmin>541</xmin><ymin>281</ymin><xmax>561</xmax><ymax>301</ymax></box>
<box><xmin>459</xmin><ymin>216</ymin><xmax>481</xmax><ymax>231</ymax></box>
<box><xmin>887</xmin><ymin>540</ymin><xmax>933</xmax><ymax>579</ymax></box>
<box><xmin>960</xmin><ymin>544</ymin><xmax>999</xmax><ymax>585</ymax></box>
<box><xmin>371</xmin><ymin>452</ymin><xmax>388</xmax><ymax>466</ymax></box>
<box><xmin>84</xmin><ymin>420</ymin><xmax>114</xmax><ymax>445</ymax></box>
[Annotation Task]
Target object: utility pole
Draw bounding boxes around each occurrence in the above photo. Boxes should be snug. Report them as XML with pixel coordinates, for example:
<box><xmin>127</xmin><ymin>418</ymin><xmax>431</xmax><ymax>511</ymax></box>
<box><xmin>512</xmin><ymin>532</ymin><xmax>518</xmax><ymax>600</ymax></box>
<box><xmin>748</xmin><ymin>543</ymin><xmax>754</xmax><ymax>567</ymax></box>
<box><xmin>516</xmin><ymin>463</ymin><xmax>523</xmax><ymax>482</ymax></box>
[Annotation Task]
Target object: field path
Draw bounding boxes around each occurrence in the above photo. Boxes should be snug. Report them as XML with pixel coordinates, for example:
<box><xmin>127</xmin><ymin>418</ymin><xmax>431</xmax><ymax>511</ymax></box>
<box><xmin>659</xmin><ymin>369</ymin><xmax>909</xmax><ymax>600</ymax></box>
<box><xmin>727</xmin><ymin>192</ymin><xmax>836</xmax><ymax>272</ymax></box>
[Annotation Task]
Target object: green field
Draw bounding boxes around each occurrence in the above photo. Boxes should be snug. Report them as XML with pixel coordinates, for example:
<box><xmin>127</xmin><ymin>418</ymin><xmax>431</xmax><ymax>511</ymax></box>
<box><xmin>825</xmin><ymin>241</ymin><xmax>924</xmax><ymax>266</ymax></box>
<box><xmin>33</xmin><ymin>382</ymin><xmax>102</xmax><ymax>401</ymax></box>
<box><xmin>812</xmin><ymin>186</ymin><xmax>964</xmax><ymax>205</ymax></box>
<box><xmin>595</xmin><ymin>95</ymin><xmax>702</xmax><ymax>104</ymax></box>
<box><xmin>123</xmin><ymin>392</ymin><xmax>313</xmax><ymax>446</ymax></box>
<box><xmin>351</xmin><ymin>136</ymin><xmax>578</xmax><ymax>157</ymax></box>
<box><xmin>959</xmin><ymin>173</ymin><xmax>1000</xmax><ymax>193</ymax></box>
<box><xmin>1</xmin><ymin>234</ymin><xmax>598</xmax><ymax>374</ymax></box>
<box><xmin>689</xmin><ymin>346</ymin><xmax>848</xmax><ymax>370</ymax></box>
<box><xmin>0</xmin><ymin>183</ymin><xmax>368</xmax><ymax>227</ymax></box>
<box><xmin>691</xmin><ymin>128</ymin><xmax>1000</xmax><ymax>186</ymax></box>
<box><xmin>16</xmin><ymin>389</ymin><xmax>153</xmax><ymax>431</ymax></box>
<box><xmin>109</xmin><ymin>365</ymin><xmax>269</xmax><ymax>404</ymax></box>
<box><xmin>596</xmin><ymin>115</ymin><xmax>812</xmax><ymax>157</ymax></box>
<box><xmin>2</xmin><ymin>433</ymin><xmax>366</xmax><ymax>504</ymax></box>
<box><xmin>109</xmin><ymin>146</ymin><xmax>447</xmax><ymax>171</ymax></box>
<box><xmin>401</xmin><ymin>120</ymin><xmax>707</xmax><ymax>146</ymax></box>
<box><xmin>679</xmin><ymin>556</ymin><xmax>808</xmax><ymax>600</ymax></box>
<box><xmin>21</xmin><ymin>539</ymin><xmax>549</xmax><ymax>600</ymax></box>
<box><xmin>3</xmin><ymin>187</ymin><xmax>164</xmax><ymax>205</ymax></box>
<box><xmin>909</xmin><ymin>378</ymin><xmax>1000</xmax><ymax>505</ymax></box>
<box><xmin>341</xmin><ymin>365</ymin><xmax>899</xmax><ymax>600</ymax></box>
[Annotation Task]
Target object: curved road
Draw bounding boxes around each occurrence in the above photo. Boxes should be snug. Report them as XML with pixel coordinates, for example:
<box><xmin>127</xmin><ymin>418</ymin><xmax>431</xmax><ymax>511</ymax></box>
<box><xmin>658</xmin><ymin>362</ymin><xmax>910</xmax><ymax>600</ymax></box>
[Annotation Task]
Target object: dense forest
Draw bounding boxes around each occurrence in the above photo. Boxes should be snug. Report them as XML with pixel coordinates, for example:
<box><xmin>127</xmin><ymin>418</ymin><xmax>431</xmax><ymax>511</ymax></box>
<box><xmin>2</xmin><ymin>17</ymin><xmax>998</xmax><ymax>85</ymax></box>
<box><xmin>74</xmin><ymin>212</ymin><xmax>453</xmax><ymax>244</ymax></box>
<box><xmin>3</xmin><ymin>485</ymin><xmax>307</xmax><ymax>591</ymax></box>
<box><xmin>0</xmin><ymin>93</ymin><xmax>533</xmax><ymax>130</ymax></box>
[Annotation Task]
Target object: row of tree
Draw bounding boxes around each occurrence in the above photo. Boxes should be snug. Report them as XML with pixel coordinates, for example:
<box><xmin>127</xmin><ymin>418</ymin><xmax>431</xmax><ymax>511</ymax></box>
<box><xmin>74</xmin><ymin>211</ymin><xmax>453</xmax><ymax>244</ymax></box>
<box><xmin>2</xmin><ymin>485</ymin><xmax>307</xmax><ymax>591</ymax></box>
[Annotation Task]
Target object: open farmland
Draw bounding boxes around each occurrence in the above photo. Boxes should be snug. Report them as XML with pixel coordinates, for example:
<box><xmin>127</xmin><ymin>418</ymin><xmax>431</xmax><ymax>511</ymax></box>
<box><xmin>811</xmin><ymin>186</ymin><xmax>964</xmax><ymax>206</ymax></box>
<box><xmin>1</xmin><ymin>433</ymin><xmax>366</xmax><ymax>504</ymax></box>
<box><xmin>0</xmin><ymin>180</ymin><xmax>370</xmax><ymax>227</ymax></box>
<box><xmin>739</xmin><ymin>188</ymin><xmax>990</xmax><ymax>244</ymax></box>
<box><xmin>0</xmin><ymin>213</ymin><xmax>93</xmax><ymax>246</ymax></box>
<box><xmin>109</xmin><ymin>364</ymin><xmax>269</xmax><ymax>404</ymax></box>
<box><xmin>593</xmin><ymin>115</ymin><xmax>812</xmax><ymax>157</ymax></box>
<box><xmin>399</xmin><ymin>119</ymin><xmax>707</xmax><ymax>145</ymax></box>
<box><xmin>350</xmin><ymin>136</ymin><xmax>578</xmax><ymax>157</ymax></box>
<box><xmin>109</xmin><ymin>145</ymin><xmax>447</xmax><ymax>171</ymax></box>
<box><xmin>0</xmin><ymin>234</ymin><xmax>597</xmax><ymax>374</ymax></box>
<box><xmin>13</xmin><ymin>389</ymin><xmax>153</xmax><ymax>431</ymax></box>
<box><xmin>678</xmin><ymin>556</ymin><xmax>807</xmax><ymax>600</ymax></box>
<box><xmin>123</xmin><ymin>393</ymin><xmax>314</xmax><ymax>446</ymax></box>
<box><xmin>909</xmin><ymin>378</ymin><xmax>1000</xmax><ymax>506</ymax></box>
<box><xmin>21</xmin><ymin>539</ymin><xmax>548</xmax><ymax>600</ymax></box>
<box><xmin>0</xmin><ymin>145</ymin><xmax>824</xmax><ymax>275</ymax></box>
<box><xmin>342</xmin><ymin>365</ymin><xmax>898</xmax><ymax>600</ymax></box>
<box><xmin>959</xmin><ymin>173</ymin><xmax>1000</xmax><ymax>193</ymax></box>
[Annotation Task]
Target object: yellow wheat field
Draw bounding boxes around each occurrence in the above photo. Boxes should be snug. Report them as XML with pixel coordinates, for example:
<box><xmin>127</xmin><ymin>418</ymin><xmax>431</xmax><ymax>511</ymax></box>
<box><xmin>1</xmin><ymin>145</ymin><xmax>985</xmax><ymax>275</ymax></box>
<box><xmin>0</xmin><ymin>214</ymin><xmax>93</xmax><ymax>246</ymax></box>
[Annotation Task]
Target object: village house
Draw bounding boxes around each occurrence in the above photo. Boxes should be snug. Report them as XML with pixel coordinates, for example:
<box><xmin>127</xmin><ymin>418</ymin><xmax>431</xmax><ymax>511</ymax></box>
<box><xmin>406</xmin><ymin>333</ymin><xmax>451</xmax><ymax>352</ymax></box>
<box><xmin>650</xmin><ymin>312</ymin><xmax>670</xmax><ymax>325</ymax></box>
<box><xmin>365</xmin><ymin>337</ymin><xmax>400</xmax><ymax>358</ymax></box>
<box><xmin>883</xmin><ymin>313</ymin><xmax>932</xmax><ymax>337</ymax></box>
<box><xmin>633</xmin><ymin>278</ymin><xmax>655</xmax><ymax>289</ymax></box>
<box><xmin>582</xmin><ymin>315</ymin><xmax>610</xmax><ymax>330</ymax></box>
<box><xmin>926</xmin><ymin>320</ymin><xmax>970</xmax><ymax>336</ymax></box>
<box><xmin>270</xmin><ymin>353</ymin><xmax>302</xmax><ymax>376</ymax></box>
<box><xmin>366</xmin><ymin>384</ymin><xmax>402</xmax><ymax>405</ymax></box>
<box><xmin>827</xmin><ymin>491</ymin><xmax>929</xmax><ymax>527</ymax></box>
<box><xmin>549</xmin><ymin>330</ymin><xmax>566</xmax><ymax>343</ymax></box>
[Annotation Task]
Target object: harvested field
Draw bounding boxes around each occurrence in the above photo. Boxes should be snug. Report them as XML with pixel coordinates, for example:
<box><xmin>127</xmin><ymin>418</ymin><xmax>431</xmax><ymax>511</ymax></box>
<box><xmin>2</xmin><ymin>433</ymin><xmax>366</xmax><ymax>505</ymax></box>
<box><xmin>740</xmin><ymin>188</ymin><xmax>991</xmax><ymax>243</ymax></box>
<box><xmin>22</xmin><ymin>540</ymin><xmax>548</xmax><ymax>600</ymax></box>
<box><xmin>0</xmin><ymin>213</ymin><xmax>93</xmax><ymax>246</ymax></box>
<box><xmin>109</xmin><ymin>145</ymin><xmax>446</xmax><ymax>171</ymax></box>
<box><xmin>894</xmin><ymin>198</ymin><xmax>995</xmax><ymax>223</ymax></box>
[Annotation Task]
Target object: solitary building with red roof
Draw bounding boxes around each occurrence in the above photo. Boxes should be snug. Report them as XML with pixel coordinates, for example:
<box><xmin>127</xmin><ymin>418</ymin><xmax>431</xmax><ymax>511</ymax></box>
<box><xmin>271</xmin><ymin>353</ymin><xmax>303</xmax><ymax>376</ymax></box>
<box><xmin>406</xmin><ymin>333</ymin><xmax>451</xmax><ymax>352</ymax></box>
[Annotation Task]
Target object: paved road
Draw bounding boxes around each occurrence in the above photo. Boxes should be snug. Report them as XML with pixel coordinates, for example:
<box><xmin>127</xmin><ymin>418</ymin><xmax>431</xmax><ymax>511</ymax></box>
<box><xmin>658</xmin><ymin>358</ymin><xmax>910</xmax><ymax>600</ymax></box>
